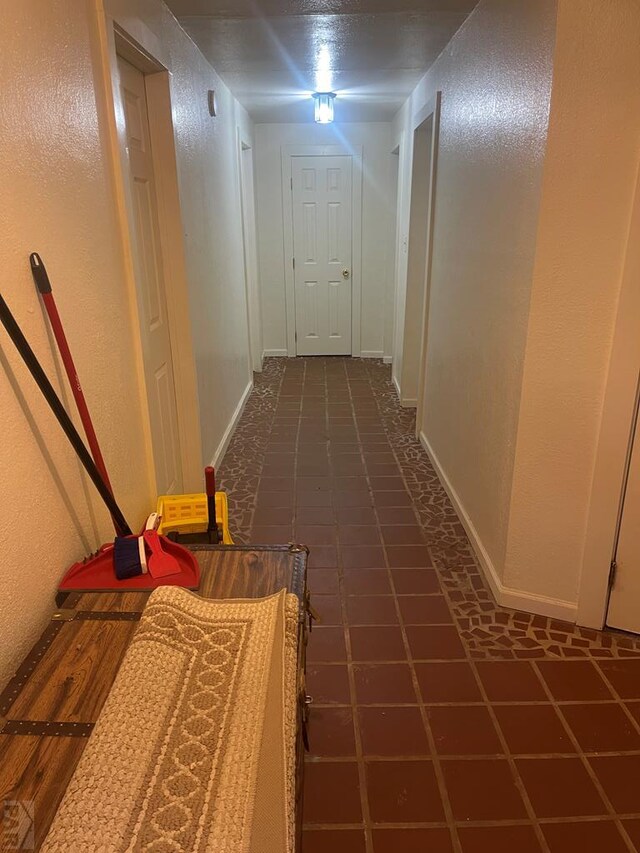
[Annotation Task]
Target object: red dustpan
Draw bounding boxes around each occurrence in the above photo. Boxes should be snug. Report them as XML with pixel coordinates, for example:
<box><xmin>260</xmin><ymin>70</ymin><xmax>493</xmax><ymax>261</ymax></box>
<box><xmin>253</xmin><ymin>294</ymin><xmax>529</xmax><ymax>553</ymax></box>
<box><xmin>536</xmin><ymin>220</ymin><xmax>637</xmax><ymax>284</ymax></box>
<box><xmin>59</xmin><ymin>536</ymin><xmax>200</xmax><ymax>593</ymax></box>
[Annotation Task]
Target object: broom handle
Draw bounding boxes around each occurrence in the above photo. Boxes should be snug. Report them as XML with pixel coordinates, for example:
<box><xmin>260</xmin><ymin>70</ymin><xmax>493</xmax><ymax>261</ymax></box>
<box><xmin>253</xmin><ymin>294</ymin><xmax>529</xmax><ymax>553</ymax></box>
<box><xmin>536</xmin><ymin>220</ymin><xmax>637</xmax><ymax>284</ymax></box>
<box><xmin>0</xmin><ymin>291</ymin><xmax>132</xmax><ymax>536</ymax></box>
<box><xmin>30</xmin><ymin>253</ymin><xmax>120</xmax><ymax>536</ymax></box>
<box><xmin>30</xmin><ymin>254</ymin><xmax>113</xmax><ymax>493</ymax></box>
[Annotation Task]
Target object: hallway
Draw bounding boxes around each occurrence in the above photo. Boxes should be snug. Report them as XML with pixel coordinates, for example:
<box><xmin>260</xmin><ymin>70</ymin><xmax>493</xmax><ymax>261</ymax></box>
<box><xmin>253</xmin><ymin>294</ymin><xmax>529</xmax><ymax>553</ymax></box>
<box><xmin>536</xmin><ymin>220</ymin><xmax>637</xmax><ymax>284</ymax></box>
<box><xmin>219</xmin><ymin>357</ymin><xmax>640</xmax><ymax>853</ymax></box>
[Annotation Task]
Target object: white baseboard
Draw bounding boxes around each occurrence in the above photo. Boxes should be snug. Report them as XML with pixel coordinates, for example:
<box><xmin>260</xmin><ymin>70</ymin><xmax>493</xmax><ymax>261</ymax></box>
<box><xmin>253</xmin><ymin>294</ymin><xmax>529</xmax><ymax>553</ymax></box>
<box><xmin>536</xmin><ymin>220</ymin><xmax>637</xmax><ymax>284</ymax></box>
<box><xmin>262</xmin><ymin>348</ymin><xmax>387</xmax><ymax>360</ymax></box>
<box><xmin>418</xmin><ymin>429</ymin><xmax>578</xmax><ymax>623</ymax></box>
<box><xmin>211</xmin><ymin>379</ymin><xmax>253</xmax><ymax>468</ymax></box>
<box><xmin>392</xmin><ymin>374</ymin><xmax>401</xmax><ymax>397</ymax></box>
<box><xmin>391</xmin><ymin>373</ymin><xmax>417</xmax><ymax>408</ymax></box>
<box><xmin>383</xmin><ymin>356</ymin><xmax>393</xmax><ymax>364</ymax></box>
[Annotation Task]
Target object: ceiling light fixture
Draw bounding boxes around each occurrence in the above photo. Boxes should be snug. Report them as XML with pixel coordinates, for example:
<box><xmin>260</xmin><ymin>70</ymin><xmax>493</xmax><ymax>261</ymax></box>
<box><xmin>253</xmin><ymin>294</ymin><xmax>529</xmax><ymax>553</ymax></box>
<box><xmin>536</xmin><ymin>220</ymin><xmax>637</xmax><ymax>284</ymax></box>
<box><xmin>313</xmin><ymin>92</ymin><xmax>336</xmax><ymax>124</ymax></box>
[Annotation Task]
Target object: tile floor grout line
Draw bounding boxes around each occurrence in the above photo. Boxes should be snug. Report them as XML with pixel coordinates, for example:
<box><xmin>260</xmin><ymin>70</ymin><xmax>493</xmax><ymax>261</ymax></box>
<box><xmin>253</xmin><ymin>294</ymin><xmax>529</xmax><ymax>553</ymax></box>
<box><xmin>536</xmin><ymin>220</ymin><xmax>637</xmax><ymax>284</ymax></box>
<box><xmin>223</xmin><ymin>359</ymin><xmax>640</xmax><ymax>848</ymax></box>
<box><xmin>340</xmin><ymin>361</ymin><xmax>376</xmax><ymax>853</ymax></box>
<box><xmin>359</xmin><ymin>374</ymin><xmax>463</xmax><ymax>853</ymax></box>
<box><xmin>291</xmin><ymin>358</ymin><xmax>304</xmax><ymax>539</ymax></box>
<box><xmin>385</xmin><ymin>565</ymin><xmax>464</xmax><ymax>852</ymax></box>
<box><xmin>363</xmin><ymin>359</ymin><xmax>640</xmax><ymax>662</ymax></box>
<box><xmin>302</xmin><ymin>359</ymin><xmax>371</xmax><ymax>851</ymax></box>
<box><xmin>302</xmin><ymin>750</ymin><xmax>640</xmax><ymax>766</ymax></box>
<box><xmin>309</xmin><ymin>689</ymin><xmax>640</xmax><ymax>707</ymax></box>
<box><xmin>246</xmin><ymin>360</ymin><xmax>287</xmax><ymax>542</ymax></box>
<box><xmin>593</xmin><ymin>664</ymin><xmax>640</xmax><ymax>739</ymax></box>
<box><xmin>230</xmin><ymin>359</ymin><xmax>640</xmax><ymax>662</ymax></box>
<box><xmin>300</xmin><ymin>651</ymin><xmax>640</xmax><ymax>666</ymax></box>
<box><xmin>465</xmin><ymin>658</ymin><xmax>552</xmax><ymax>852</ymax></box>
<box><xmin>365</xmin><ymin>361</ymin><xmax>490</xmax><ymax>676</ymax></box>
<box><xmin>363</xmin><ymin>372</ymin><xmax>552</xmax><ymax>845</ymax></box>
<box><xmin>529</xmin><ymin>659</ymin><xmax>638</xmax><ymax>852</ymax></box>
<box><xmin>220</xmin><ymin>358</ymin><xmax>287</xmax><ymax>543</ymax></box>
<box><xmin>303</xmin><ymin>812</ymin><xmax>640</xmax><ymax>828</ymax></box>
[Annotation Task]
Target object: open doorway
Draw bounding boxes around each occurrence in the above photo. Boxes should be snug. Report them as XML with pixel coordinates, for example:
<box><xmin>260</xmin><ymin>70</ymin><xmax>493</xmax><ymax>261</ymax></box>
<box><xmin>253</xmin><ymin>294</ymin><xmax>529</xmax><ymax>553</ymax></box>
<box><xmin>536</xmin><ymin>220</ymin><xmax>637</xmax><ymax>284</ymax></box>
<box><xmin>398</xmin><ymin>94</ymin><xmax>441</xmax><ymax>413</ymax></box>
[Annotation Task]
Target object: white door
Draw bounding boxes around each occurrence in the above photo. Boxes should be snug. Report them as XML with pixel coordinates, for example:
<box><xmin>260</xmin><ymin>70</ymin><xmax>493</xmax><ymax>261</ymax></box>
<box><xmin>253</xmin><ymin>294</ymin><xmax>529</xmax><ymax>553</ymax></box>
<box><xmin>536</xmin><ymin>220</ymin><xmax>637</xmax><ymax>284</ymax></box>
<box><xmin>607</xmin><ymin>397</ymin><xmax>640</xmax><ymax>633</ymax></box>
<box><xmin>117</xmin><ymin>56</ymin><xmax>183</xmax><ymax>495</ymax></box>
<box><xmin>292</xmin><ymin>156</ymin><xmax>352</xmax><ymax>356</ymax></box>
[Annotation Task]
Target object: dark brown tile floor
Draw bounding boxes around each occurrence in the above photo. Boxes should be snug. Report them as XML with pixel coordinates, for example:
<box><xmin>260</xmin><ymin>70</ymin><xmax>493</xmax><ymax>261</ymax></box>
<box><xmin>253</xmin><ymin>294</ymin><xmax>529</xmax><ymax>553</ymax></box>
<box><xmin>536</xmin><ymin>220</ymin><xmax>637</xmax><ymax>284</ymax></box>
<box><xmin>218</xmin><ymin>357</ymin><xmax>640</xmax><ymax>853</ymax></box>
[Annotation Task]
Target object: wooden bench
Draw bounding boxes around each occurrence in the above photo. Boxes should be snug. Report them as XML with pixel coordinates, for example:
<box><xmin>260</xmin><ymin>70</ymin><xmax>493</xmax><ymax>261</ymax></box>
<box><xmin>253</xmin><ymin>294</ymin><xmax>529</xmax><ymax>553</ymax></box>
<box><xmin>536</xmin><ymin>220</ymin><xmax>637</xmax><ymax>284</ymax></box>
<box><xmin>0</xmin><ymin>544</ymin><xmax>309</xmax><ymax>851</ymax></box>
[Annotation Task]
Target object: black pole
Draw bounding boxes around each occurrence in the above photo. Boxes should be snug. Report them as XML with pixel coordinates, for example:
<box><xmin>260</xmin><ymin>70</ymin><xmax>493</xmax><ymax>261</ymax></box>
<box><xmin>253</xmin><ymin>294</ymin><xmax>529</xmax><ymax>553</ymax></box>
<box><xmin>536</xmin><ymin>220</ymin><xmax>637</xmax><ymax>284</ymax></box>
<box><xmin>0</xmin><ymin>292</ymin><xmax>132</xmax><ymax>536</ymax></box>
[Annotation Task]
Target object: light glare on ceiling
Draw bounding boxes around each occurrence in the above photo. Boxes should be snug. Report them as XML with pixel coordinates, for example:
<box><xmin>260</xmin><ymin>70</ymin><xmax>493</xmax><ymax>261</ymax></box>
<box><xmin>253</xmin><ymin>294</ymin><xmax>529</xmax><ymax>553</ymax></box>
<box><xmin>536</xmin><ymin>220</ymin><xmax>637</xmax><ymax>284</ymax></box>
<box><xmin>315</xmin><ymin>44</ymin><xmax>333</xmax><ymax>93</ymax></box>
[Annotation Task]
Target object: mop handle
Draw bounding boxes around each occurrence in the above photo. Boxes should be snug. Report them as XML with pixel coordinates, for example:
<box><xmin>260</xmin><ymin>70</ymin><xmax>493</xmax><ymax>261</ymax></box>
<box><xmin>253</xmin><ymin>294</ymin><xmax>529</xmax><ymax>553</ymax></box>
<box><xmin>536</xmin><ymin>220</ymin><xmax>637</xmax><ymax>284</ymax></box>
<box><xmin>30</xmin><ymin>253</ymin><xmax>113</xmax><ymax>494</ymax></box>
<box><xmin>0</xmin><ymin>291</ymin><xmax>132</xmax><ymax>536</ymax></box>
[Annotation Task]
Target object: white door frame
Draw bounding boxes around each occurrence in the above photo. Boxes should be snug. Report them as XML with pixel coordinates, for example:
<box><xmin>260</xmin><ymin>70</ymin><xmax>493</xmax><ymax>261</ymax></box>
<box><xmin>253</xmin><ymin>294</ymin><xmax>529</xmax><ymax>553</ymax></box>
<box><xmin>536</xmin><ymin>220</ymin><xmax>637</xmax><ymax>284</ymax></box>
<box><xmin>395</xmin><ymin>93</ymin><xmax>441</xmax><ymax>408</ymax></box>
<box><xmin>281</xmin><ymin>144</ymin><xmax>363</xmax><ymax>357</ymax></box>
<box><xmin>577</xmin><ymin>166</ymin><xmax>640</xmax><ymax>628</ymax></box>
<box><xmin>237</xmin><ymin>131</ymin><xmax>263</xmax><ymax>373</ymax></box>
<box><xmin>391</xmin><ymin>129</ymin><xmax>407</xmax><ymax>390</ymax></box>
<box><xmin>414</xmin><ymin>93</ymin><xmax>442</xmax><ymax>433</ymax></box>
<box><xmin>91</xmin><ymin>9</ymin><xmax>203</xmax><ymax>494</ymax></box>
<box><xmin>384</xmin><ymin>143</ymin><xmax>401</xmax><ymax>364</ymax></box>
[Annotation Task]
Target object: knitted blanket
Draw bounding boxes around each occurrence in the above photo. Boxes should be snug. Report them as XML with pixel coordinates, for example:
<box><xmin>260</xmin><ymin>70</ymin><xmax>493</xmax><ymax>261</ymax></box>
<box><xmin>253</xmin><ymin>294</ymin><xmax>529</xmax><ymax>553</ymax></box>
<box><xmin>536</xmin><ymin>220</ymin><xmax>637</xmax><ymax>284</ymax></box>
<box><xmin>42</xmin><ymin>587</ymin><xmax>298</xmax><ymax>852</ymax></box>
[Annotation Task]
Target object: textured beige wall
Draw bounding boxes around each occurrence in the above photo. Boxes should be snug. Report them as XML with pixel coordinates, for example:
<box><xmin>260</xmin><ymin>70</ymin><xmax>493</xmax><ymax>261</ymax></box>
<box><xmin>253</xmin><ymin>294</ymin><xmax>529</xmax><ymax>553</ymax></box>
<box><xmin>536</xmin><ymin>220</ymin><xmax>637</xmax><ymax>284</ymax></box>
<box><xmin>505</xmin><ymin>0</ymin><xmax>640</xmax><ymax>605</ymax></box>
<box><xmin>0</xmin><ymin>1</ymin><xmax>154</xmax><ymax>687</ymax></box>
<box><xmin>395</xmin><ymin>0</ymin><xmax>558</xmax><ymax>572</ymax></box>
<box><xmin>0</xmin><ymin>0</ymin><xmax>252</xmax><ymax>687</ymax></box>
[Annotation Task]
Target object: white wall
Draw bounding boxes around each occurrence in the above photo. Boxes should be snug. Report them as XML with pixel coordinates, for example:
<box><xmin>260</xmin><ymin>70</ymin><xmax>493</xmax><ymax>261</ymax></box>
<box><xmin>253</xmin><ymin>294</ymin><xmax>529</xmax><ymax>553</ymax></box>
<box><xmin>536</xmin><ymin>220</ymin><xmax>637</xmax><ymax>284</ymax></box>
<box><xmin>394</xmin><ymin>0</ymin><xmax>558</xmax><ymax>575</ymax></box>
<box><xmin>0</xmin><ymin>0</ymin><xmax>253</xmax><ymax>688</ymax></box>
<box><xmin>395</xmin><ymin>0</ymin><xmax>640</xmax><ymax>620</ymax></box>
<box><xmin>505</xmin><ymin>0</ymin><xmax>640</xmax><ymax>608</ymax></box>
<box><xmin>254</xmin><ymin>122</ymin><xmax>395</xmax><ymax>357</ymax></box>
<box><xmin>175</xmin><ymin>84</ymin><xmax>254</xmax><ymax>469</ymax></box>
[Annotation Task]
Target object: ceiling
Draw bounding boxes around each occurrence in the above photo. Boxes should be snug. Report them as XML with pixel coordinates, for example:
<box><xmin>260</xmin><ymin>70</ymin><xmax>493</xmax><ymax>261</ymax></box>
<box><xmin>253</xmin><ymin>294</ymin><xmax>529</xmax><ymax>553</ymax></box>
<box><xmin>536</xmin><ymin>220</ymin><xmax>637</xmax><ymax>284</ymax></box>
<box><xmin>166</xmin><ymin>0</ymin><xmax>479</xmax><ymax>122</ymax></box>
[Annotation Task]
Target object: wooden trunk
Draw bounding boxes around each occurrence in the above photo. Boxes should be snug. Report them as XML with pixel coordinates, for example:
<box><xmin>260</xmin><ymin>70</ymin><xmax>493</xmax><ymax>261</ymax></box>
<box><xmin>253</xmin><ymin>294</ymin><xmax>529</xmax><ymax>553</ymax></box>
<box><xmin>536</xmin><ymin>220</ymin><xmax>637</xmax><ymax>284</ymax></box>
<box><xmin>0</xmin><ymin>545</ymin><xmax>309</xmax><ymax>852</ymax></box>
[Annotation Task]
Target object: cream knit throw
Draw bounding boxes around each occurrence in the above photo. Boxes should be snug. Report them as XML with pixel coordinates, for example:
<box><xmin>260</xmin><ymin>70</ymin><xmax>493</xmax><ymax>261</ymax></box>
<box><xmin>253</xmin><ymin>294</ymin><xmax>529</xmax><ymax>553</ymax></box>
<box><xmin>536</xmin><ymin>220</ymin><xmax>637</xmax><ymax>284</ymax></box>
<box><xmin>42</xmin><ymin>587</ymin><xmax>298</xmax><ymax>853</ymax></box>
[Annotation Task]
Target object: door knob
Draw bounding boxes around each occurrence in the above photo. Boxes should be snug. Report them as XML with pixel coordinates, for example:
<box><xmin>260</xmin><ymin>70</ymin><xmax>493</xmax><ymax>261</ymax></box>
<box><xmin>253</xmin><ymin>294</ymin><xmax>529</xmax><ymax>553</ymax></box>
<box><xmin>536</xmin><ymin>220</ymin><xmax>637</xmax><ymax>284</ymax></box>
<box><xmin>342</xmin><ymin>269</ymin><xmax>350</xmax><ymax>279</ymax></box>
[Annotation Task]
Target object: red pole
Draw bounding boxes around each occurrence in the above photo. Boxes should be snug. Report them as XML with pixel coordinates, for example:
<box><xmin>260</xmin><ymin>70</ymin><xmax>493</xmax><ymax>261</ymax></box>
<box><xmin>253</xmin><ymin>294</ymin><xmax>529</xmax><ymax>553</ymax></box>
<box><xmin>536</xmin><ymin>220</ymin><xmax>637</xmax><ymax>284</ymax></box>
<box><xmin>30</xmin><ymin>253</ymin><xmax>120</xmax><ymax>534</ymax></box>
<box><xmin>204</xmin><ymin>466</ymin><xmax>220</xmax><ymax>543</ymax></box>
<box><xmin>40</xmin><ymin>292</ymin><xmax>113</xmax><ymax>492</ymax></box>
